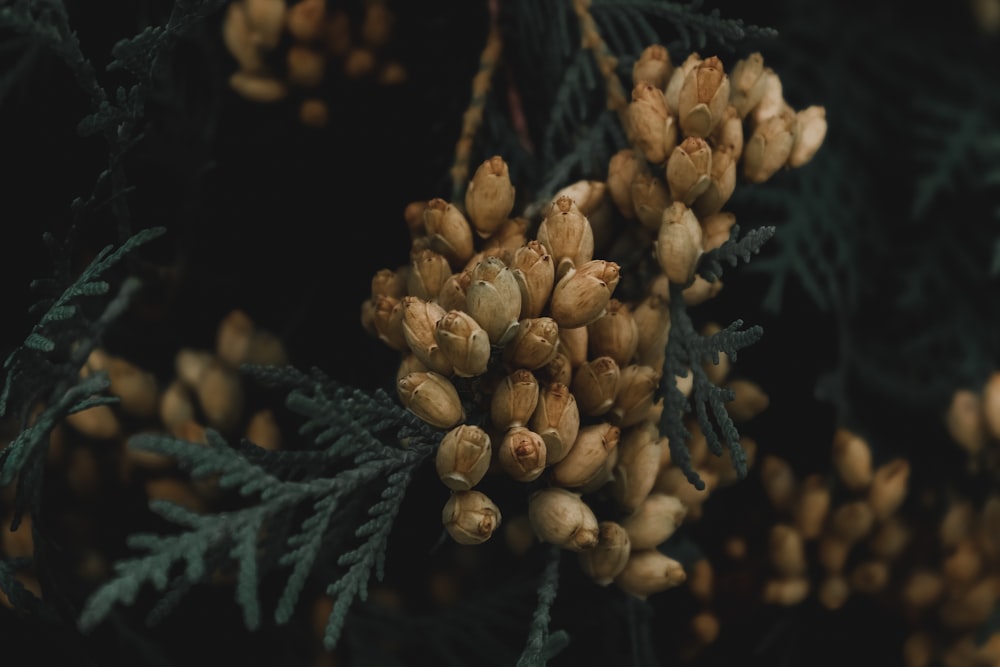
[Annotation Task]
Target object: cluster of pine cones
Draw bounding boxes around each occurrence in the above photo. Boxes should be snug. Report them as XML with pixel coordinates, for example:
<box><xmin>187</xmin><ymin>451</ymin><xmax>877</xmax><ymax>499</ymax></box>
<box><xmin>359</xmin><ymin>44</ymin><xmax>825</xmax><ymax>598</ymax></box>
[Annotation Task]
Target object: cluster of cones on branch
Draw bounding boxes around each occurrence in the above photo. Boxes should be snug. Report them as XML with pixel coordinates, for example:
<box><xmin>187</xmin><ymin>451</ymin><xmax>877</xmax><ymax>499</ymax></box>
<box><xmin>360</xmin><ymin>42</ymin><xmax>822</xmax><ymax>599</ymax></box>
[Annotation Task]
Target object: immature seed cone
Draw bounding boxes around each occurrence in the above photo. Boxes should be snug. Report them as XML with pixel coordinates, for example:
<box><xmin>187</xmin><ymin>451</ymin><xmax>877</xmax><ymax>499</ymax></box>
<box><xmin>769</xmin><ymin>524</ymin><xmax>807</xmax><ymax>577</ymax></box>
<box><xmin>588</xmin><ymin>300</ymin><xmax>639</xmax><ymax>367</ymax></box>
<box><xmin>465</xmin><ymin>156</ymin><xmax>515</xmax><ymax>238</ymax></box>
<box><xmin>107</xmin><ymin>356</ymin><xmax>159</xmax><ymax>418</ymax></box>
<box><xmin>631</xmin><ymin>172</ymin><xmax>671</xmax><ymax>233</ymax></box>
<box><xmin>529</xmin><ymin>383</ymin><xmax>581</xmax><ymax>465</ymax></box>
<box><xmin>710</xmin><ymin>105</ymin><xmax>744</xmax><ymax>160</ymax></box>
<box><xmin>633</xmin><ymin>293</ymin><xmax>671</xmax><ymax>368</ymax></box>
<box><xmin>510</xmin><ymin>241</ymin><xmax>555</xmax><ymax>319</ymax></box>
<box><xmin>615</xmin><ymin>550</ymin><xmax>686</xmax><ymax>599</ymax></box>
<box><xmin>627</xmin><ymin>83</ymin><xmax>677</xmax><ymax>164</ymax></box>
<box><xmin>196</xmin><ymin>360</ymin><xmax>244</xmax><ymax>434</ymax></box>
<box><xmin>794</xmin><ymin>474</ymin><xmax>831</xmax><ymax>539</ymax></box>
<box><xmin>677</xmin><ymin>56</ymin><xmax>730</xmax><ymax>138</ymax></box>
<box><xmin>539</xmin><ymin>353</ymin><xmax>573</xmax><ymax>387</ymax></box>
<box><xmin>491</xmin><ymin>369</ymin><xmax>540</xmax><ymax>430</ymax></box>
<box><xmin>549</xmin><ymin>260</ymin><xmax>621</xmax><ymax>329</ymax></box>
<box><xmin>571</xmin><ymin>356</ymin><xmax>620</xmax><ymax>416</ymax></box>
<box><xmin>832</xmin><ymin>427</ymin><xmax>873</xmax><ymax>491</ymax></box>
<box><xmin>442</xmin><ymin>491</ymin><xmax>502</xmax><ymax>545</ymax></box>
<box><xmin>606</xmin><ymin>149</ymin><xmax>642</xmax><ymax>219</ymax></box>
<box><xmin>729</xmin><ymin>52</ymin><xmax>768</xmax><ymax>118</ymax></box>
<box><xmin>692</xmin><ymin>146</ymin><xmax>737</xmax><ymax>218</ymax></box>
<box><xmin>750</xmin><ymin>68</ymin><xmax>785</xmax><ymax>125</ymax></box>
<box><xmin>868</xmin><ymin>458</ymin><xmax>910</xmax><ymax>521</ymax></box>
<box><xmin>286</xmin><ymin>46</ymin><xmax>325</xmax><ymax>87</ymax></box>
<box><xmin>946</xmin><ymin>389</ymin><xmax>986</xmax><ymax>455</ymax></box>
<box><xmin>611</xmin><ymin>423</ymin><xmax>662</xmax><ymax>512</ymax></box>
<box><xmin>397</xmin><ymin>371</ymin><xmax>464</xmax><ymax>429</ymax></box>
<box><xmin>245</xmin><ymin>0</ymin><xmax>286</xmax><ymax>49</ymax></box>
<box><xmin>372</xmin><ymin>295</ymin><xmax>408</xmax><ymax>351</ymax></box>
<box><xmin>498</xmin><ymin>426</ymin><xmax>547</xmax><ymax>482</ymax></box>
<box><xmin>551</xmin><ymin>423</ymin><xmax>620</xmax><ymax>488</ymax></box>
<box><xmin>466</xmin><ymin>256</ymin><xmax>522</xmax><ymax>345</ymax></box>
<box><xmin>287</xmin><ymin>0</ymin><xmax>325</xmax><ymax>41</ymax></box>
<box><xmin>435</xmin><ymin>310</ymin><xmax>490</xmax><ymax>378</ymax></box>
<box><xmin>408</xmin><ymin>249</ymin><xmax>452</xmax><ymax>301</ymax></box>
<box><xmin>527</xmin><ymin>487</ymin><xmax>600</xmax><ymax>551</ymax></box>
<box><xmin>579</xmin><ymin>522</ymin><xmax>631</xmax><ymax>585</ymax></box>
<box><xmin>228</xmin><ymin>72</ymin><xmax>288</xmax><ymax>102</ymax></box>
<box><xmin>633</xmin><ymin>44</ymin><xmax>673</xmax><ymax>88</ymax></box>
<box><xmin>623</xmin><ymin>494</ymin><xmax>686</xmax><ymax>550</ymax></box>
<box><xmin>743</xmin><ymin>107</ymin><xmax>798</xmax><ymax>183</ymax></box>
<box><xmin>422</xmin><ymin>198</ymin><xmax>475</xmax><ymax>268</ymax></box>
<box><xmin>223</xmin><ymin>2</ymin><xmax>264</xmax><ymax>73</ymax></box>
<box><xmin>830</xmin><ymin>501</ymin><xmax>875</xmax><ymax>545</ymax></box>
<box><xmin>655</xmin><ymin>203</ymin><xmax>703</xmax><ymax>286</ymax></box>
<box><xmin>788</xmin><ymin>105</ymin><xmax>827</xmax><ymax>168</ymax></box>
<box><xmin>702</xmin><ymin>211</ymin><xmax>737</xmax><ymax>252</ymax></box>
<box><xmin>609</xmin><ymin>364</ymin><xmax>660</xmax><ymax>428</ymax></box>
<box><xmin>436</xmin><ymin>271</ymin><xmax>471</xmax><ymax>313</ymax></box>
<box><xmin>436</xmin><ymin>425</ymin><xmax>492</xmax><ymax>491</ymax></box>
<box><xmin>536</xmin><ymin>196</ymin><xmax>595</xmax><ymax>278</ymax></box>
<box><xmin>503</xmin><ymin>318</ymin><xmax>560</xmax><ymax>371</ymax></box>
<box><xmin>666</xmin><ymin>136</ymin><xmax>712</xmax><ymax>205</ymax></box>
<box><xmin>401</xmin><ymin>296</ymin><xmax>453</xmax><ymax>375</ymax></box>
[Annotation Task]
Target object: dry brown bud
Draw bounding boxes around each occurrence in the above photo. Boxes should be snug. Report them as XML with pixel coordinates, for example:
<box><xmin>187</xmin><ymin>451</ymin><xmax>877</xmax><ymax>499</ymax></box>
<box><xmin>539</xmin><ymin>352</ymin><xmax>573</xmax><ymax>387</ymax></box>
<box><xmin>503</xmin><ymin>317</ymin><xmax>560</xmax><ymax>370</ymax></box>
<box><xmin>666</xmin><ymin>136</ymin><xmax>713</xmax><ymax>205</ymax></box>
<box><xmin>551</xmin><ymin>423</ymin><xmax>620</xmax><ymax>488</ymax></box>
<box><xmin>633</xmin><ymin>294</ymin><xmax>671</xmax><ymax>367</ymax></box>
<box><xmin>246</xmin><ymin>409</ymin><xmax>282</xmax><ymax>451</ymax></box>
<box><xmin>287</xmin><ymin>46</ymin><xmax>325</xmax><ymax>87</ymax></box>
<box><xmin>529</xmin><ymin>383</ymin><xmax>581</xmax><ymax>465</ymax></box>
<box><xmin>788</xmin><ymin>105</ymin><xmax>827</xmax><ymax>168</ymax></box>
<box><xmin>868</xmin><ymin>458</ymin><xmax>910</xmax><ymax>521</ymax></box>
<box><xmin>615</xmin><ymin>550</ymin><xmax>686</xmax><ymax>599</ymax></box>
<box><xmin>361</xmin><ymin>0</ymin><xmax>393</xmax><ymax>47</ymax></box>
<box><xmin>655</xmin><ymin>202</ymin><xmax>703</xmax><ymax>285</ymax></box>
<box><xmin>223</xmin><ymin>2</ymin><xmax>264</xmax><ymax>73</ymax></box>
<box><xmin>938</xmin><ymin>577</ymin><xmax>1000</xmax><ymax>630</ymax></box>
<box><xmin>228</xmin><ymin>72</ymin><xmax>288</xmax><ymax>102</ymax></box>
<box><xmin>435</xmin><ymin>310</ymin><xmax>490</xmax><ymax>378</ymax></box>
<box><xmin>442</xmin><ymin>491</ymin><xmax>501</xmax><ymax>545</ymax></box>
<box><xmin>868</xmin><ymin>516</ymin><xmax>911</xmax><ymax>561</ymax></box>
<box><xmin>627</xmin><ymin>84</ymin><xmax>677</xmax><ymax>164</ymax></box>
<box><xmin>761</xmin><ymin>576</ymin><xmax>810</xmax><ymax>606</ymax></box>
<box><xmin>371</xmin><ymin>268</ymin><xmax>406</xmax><ymax>301</ymax></box>
<box><xmin>728</xmin><ymin>53</ymin><xmax>768</xmax><ymax>118</ymax></box>
<box><xmin>743</xmin><ymin>106</ymin><xmax>798</xmax><ymax>183</ymax></box>
<box><xmin>483</xmin><ymin>217</ymin><xmax>529</xmax><ymax>257</ymax></box>
<box><xmin>245</xmin><ymin>0</ymin><xmax>285</xmax><ymax>49</ymax></box>
<box><xmin>108</xmin><ymin>356</ymin><xmax>159</xmax><ymax>418</ymax></box>
<box><xmin>217</xmin><ymin>309</ymin><xmax>255</xmax><ymax>369</ymax></box>
<box><xmin>692</xmin><ymin>146</ymin><xmax>737</xmax><ymax>218</ymax></box>
<box><xmin>710</xmin><ymin>104</ymin><xmax>744</xmax><ymax>159</ymax></box>
<box><xmin>701</xmin><ymin>211</ymin><xmax>737</xmax><ymax>251</ymax></box>
<box><xmin>632</xmin><ymin>45</ymin><xmax>673</xmax><ymax>89</ymax></box>
<box><xmin>558</xmin><ymin>326</ymin><xmax>589</xmax><ymax>368</ymax></box>
<box><xmin>196</xmin><ymin>360</ymin><xmax>244</xmax><ymax>434</ymax></box>
<box><xmin>794</xmin><ymin>474</ymin><xmax>830</xmax><ymax>539</ymax></box>
<box><xmin>623</xmin><ymin>493</ymin><xmax>686</xmax><ymax>550</ymax></box>
<box><xmin>611</xmin><ymin>424</ymin><xmax>662</xmax><ymax>512</ymax></box>
<box><xmin>408</xmin><ymin>249</ymin><xmax>453</xmax><ymax>301</ymax></box>
<box><xmin>550</xmin><ymin>260</ymin><xmax>621</xmax><ymax>329</ymax></box>
<box><xmin>160</xmin><ymin>380</ymin><xmax>195</xmax><ymax>434</ymax></box>
<box><xmin>610</xmin><ymin>364</ymin><xmax>661</xmax><ymax>428</ymax></box>
<box><xmin>946</xmin><ymin>389</ymin><xmax>986</xmax><ymax>455</ymax></box>
<box><xmin>65</xmin><ymin>404</ymin><xmax>121</xmax><ymax>440</ymax></box>
<box><xmin>579</xmin><ymin>522</ymin><xmax>631</xmax><ymax>585</ymax></box>
<box><xmin>537</xmin><ymin>196</ymin><xmax>595</xmax><ymax>279</ymax></box>
<box><xmin>288</xmin><ymin>0</ymin><xmax>326</xmax><ymax>42</ymax></box>
<box><xmin>770</xmin><ymin>524</ymin><xmax>807</xmax><ymax>577</ymax></box>
<box><xmin>830</xmin><ymin>501</ymin><xmax>875</xmax><ymax>545</ymax></box>
<box><xmin>571</xmin><ymin>357</ymin><xmax>620</xmax><ymax>417</ymax></box>
<box><xmin>490</xmin><ymin>369</ymin><xmax>539</xmax><ymax>431</ymax></box>
<box><xmin>750</xmin><ymin>68</ymin><xmax>784</xmax><ymax>125</ymax></box>
<box><xmin>760</xmin><ymin>455</ymin><xmax>797</xmax><ymax>512</ymax></box>
<box><xmin>606</xmin><ymin>149</ymin><xmax>642</xmax><ymax>219</ymax></box>
<box><xmin>397</xmin><ymin>371</ymin><xmax>464</xmax><ymax>429</ymax></box>
<box><xmin>510</xmin><ymin>241</ymin><xmax>555</xmax><ymax>319</ymax></box>
<box><xmin>465</xmin><ymin>156</ymin><xmax>516</xmax><ymax>238</ymax></box>
<box><xmin>726</xmin><ymin>378</ymin><xmax>770</xmax><ymax>422</ymax></box>
<box><xmin>466</xmin><ymin>257</ymin><xmax>522</xmax><ymax>345</ymax></box>
<box><xmin>817</xmin><ymin>575</ymin><xmax>850</xmax><ymax>611</ymax></box>
<box><xmin>587</xmin><ymin>300</ymin><xmax>639</xmax><ymax>367</ymax></box>
<box><xmin>401</xmin><ymin>296</ymin><xmax>452</xmax><ymax>375</ymax></box>
<box><xmin>677</xmin><ymin>56</ymin><xmax>730</xmax><ymax>138</ymax></box>
<box><xmin>436</xmin><ymin>425</ymin><xmax>491</xmax><ymax>490</ymax></box>
<box><xmin>630</xmin><ymin>171</ymin><xmax>670</xmax><ymax>233</ymax></box>
<box><xmin>498</xmin><ymin>427</ymin><xmax>547</xmax><ymax>482</ymax></box>
<box><xmin>528</xmin><ymin>487</ymin><xmax>600</xmax><ymax>551</ymax></box>
<box><xmin>818</xmin><ymin>535</ymin><xmax>850</xmax><ymax>574</ymax></box>
<box><xmin>435</xmin><ymin>271</ymin><xmax>471</xmax><ymax>313</ymax></box>
<box><xmin>983</xmin><ymin>371</ymin><xmax>1000</xmax><ymax>440</ymax></box>
<box><xmin>372</xmin><ymin>295</ymin><xmax>408</xmax><ymax>351</ymax></box>
<box><xmin>901</xmin><ymin>569</ymin><xmax>945</xmax><ymax>612</ymax></box>
<box><xmin>832</xmin><ymin>427</ymin><xmax>873</xmax><ymax>491</ymax></box>
<box><xmin>664</xmin><ymin>53</ymin><xmax>702</xmax><ymax>114</ymax></box>
<box><xmin>422</xmin><ymin>199</ymin><xmax>475</xmax><ymax>268</ymax></box>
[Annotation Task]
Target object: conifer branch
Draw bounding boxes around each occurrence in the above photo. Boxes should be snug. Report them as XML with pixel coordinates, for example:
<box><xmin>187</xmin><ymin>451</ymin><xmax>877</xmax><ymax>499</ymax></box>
<box><xmin>659</xmin><ymin>285</ymin><xmax>762</xmax><ymax>489</ymax></box>
<box><xmin>516</xmin><ymin>545</ymin><xmax>569</xmax><ymax>667</ymax></box>
<box><xmin>698</xmin><ymin>224</ymin><xmax>776</xmax><ymax>282</ymax></box>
